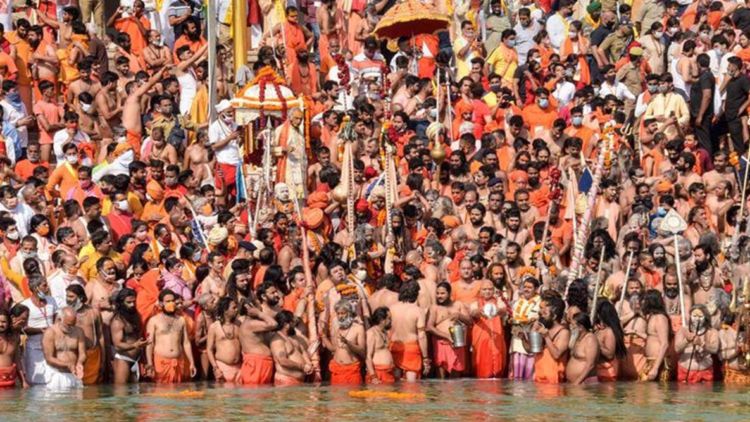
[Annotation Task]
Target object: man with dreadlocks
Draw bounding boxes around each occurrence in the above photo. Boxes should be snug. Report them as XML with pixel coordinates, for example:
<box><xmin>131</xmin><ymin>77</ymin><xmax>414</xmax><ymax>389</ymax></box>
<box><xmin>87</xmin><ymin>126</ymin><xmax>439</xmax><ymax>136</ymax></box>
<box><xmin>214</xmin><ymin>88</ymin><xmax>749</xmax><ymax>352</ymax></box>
<box><xmin>110</xmin><ymin>288</ymin><xmax>148</xmax><ymax>384</ymax></box>
<box><xmin>640</xmin><ymin>290</ymin><xmax>672</xmax><ymax>382</ymax></box>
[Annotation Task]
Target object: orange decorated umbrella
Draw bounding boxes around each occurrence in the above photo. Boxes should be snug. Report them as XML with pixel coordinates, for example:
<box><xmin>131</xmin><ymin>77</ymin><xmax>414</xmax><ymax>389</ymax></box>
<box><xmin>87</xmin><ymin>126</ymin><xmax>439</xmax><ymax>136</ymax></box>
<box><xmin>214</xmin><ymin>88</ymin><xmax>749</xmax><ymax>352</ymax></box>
<box><xmin>231</xmin><ymin>66</ymin><xmax>303</xmax><ymax>125</ymax></box>
<box><xmin>373</xmin><ymin>0</ymin><xmax>450</xmax><ymax>39</ymax></box>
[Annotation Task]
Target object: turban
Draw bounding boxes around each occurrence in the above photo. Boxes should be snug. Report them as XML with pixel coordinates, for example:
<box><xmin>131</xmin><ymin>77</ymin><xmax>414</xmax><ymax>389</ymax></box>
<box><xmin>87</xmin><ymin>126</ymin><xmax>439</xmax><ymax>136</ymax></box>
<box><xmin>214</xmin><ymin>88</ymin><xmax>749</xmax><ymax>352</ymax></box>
<box><xmin>587</xmin><ymin>2</ymin><xmax>601</xmax><ymax>14</ymax></box>
<box><xmin>307</xmin><ymin>191</ymin><xmax>330</xmax><ymax>209</ymax></box>
<box><xmin>575</xmin><ymin>193</ymin><xmax>587</xmax><ymax>215</ymax></box>
<box><xmin>441</xmin><ymin>215</ymin><xmax>461</xmax><ymax>229</ymax></box>
<box><xmin>302</xmin><ymin>207</ymin><xmax>324</xmax><ymax>229</ymax></box>
<box><xmin>656</xmin><ymin>180</ymin><xmax>673</xmax><ymax>193</ymax></box>
<box><xmin>363</xmin><ymin>166</ymin><xmax>378</xmax><ymax>179</ymax></box>
<box><xmin>426</xmin><ymin>122</ymin><xmax>446</xmax><ymax>141</ymax></box>
<box><xmin>370</xmin><ymin>185</ymin><xmax>385</xmax><ymax>200</ymax></box>
<box><xmin>355</xmin><ymin>198</ymin><xmax>370</xmax><ymax>213</ymax></box>
<box><xmin>207</xmin><ymin>226</ymin><xmax>229</xmax><ymax>246</ymax></box>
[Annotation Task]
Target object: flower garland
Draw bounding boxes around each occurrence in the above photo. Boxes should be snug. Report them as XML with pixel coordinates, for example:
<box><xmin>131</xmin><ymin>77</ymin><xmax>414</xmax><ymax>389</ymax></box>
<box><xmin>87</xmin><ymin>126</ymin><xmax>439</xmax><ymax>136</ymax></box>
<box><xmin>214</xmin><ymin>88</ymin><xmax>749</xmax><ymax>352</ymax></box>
<box><xmin>251</xmin><ymin>66</ymin><xmax>289</xmax><ymax>128</ymax></box>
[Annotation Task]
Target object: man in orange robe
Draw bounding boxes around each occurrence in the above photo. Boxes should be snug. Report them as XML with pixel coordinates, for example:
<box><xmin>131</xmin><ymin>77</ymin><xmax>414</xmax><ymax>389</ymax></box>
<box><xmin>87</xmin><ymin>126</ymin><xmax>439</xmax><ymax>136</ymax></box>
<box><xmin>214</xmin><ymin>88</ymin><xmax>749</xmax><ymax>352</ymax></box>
<box><xmin>471</xmin><ymin>281</ymin><xmax>507</xmax><ymax>378</ymax></box>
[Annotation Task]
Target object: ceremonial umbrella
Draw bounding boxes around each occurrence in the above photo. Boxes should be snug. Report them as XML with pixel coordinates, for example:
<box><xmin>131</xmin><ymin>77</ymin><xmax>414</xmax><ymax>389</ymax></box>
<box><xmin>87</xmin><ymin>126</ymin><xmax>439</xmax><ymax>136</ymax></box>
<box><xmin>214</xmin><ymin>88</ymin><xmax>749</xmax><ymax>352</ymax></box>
<box><xmin>373</xmin><ymin>0</ymin><xmax>451</xmax><ymax>39</ymax></box>
<box><xmin>230</xmin><ymin>66</ymin><xmax>303</xmax><ymax>125</ymax></box>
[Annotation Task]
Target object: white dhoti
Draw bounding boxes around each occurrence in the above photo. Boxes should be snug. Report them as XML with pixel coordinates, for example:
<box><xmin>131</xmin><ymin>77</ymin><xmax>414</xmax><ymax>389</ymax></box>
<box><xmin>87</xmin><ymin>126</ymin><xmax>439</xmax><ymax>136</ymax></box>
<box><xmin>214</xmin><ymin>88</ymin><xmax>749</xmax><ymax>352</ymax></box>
<box><xmin>45</xmin><ymin>366</ymin><xmax>82</xmax><ymax>390</ymax></box>
<box><xmin>114</xmin><ymin>353</ymin><xmax>140</xmax><ymax>381</ymax></box>
<box><xmin>23</xmin><ymin>335</ymin><xmax>47</xmax><ymax>385</ymax></box>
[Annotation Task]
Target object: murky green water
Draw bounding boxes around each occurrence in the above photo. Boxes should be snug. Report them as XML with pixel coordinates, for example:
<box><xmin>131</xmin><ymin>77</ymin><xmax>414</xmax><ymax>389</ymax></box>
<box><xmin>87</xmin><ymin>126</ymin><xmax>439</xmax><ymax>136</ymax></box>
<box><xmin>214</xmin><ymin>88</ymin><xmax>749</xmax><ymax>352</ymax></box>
<box><xmin>2</xmin><ymin>380</ymin><xmax>749</xmax><ymax>421</ymax></box>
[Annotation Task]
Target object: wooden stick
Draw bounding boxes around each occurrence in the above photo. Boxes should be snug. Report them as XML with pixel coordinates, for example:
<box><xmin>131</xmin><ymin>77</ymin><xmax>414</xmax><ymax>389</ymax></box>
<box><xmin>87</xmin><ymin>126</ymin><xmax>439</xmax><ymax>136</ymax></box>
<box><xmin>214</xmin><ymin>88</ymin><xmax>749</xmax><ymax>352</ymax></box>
<box><xmin>674</xmin><ymin>234</ymin><xmax>687</xmax><ymax>326</ymax></box>
<box><xmin>616</xmin><ymin>251</ymin><xmax>636</xmax><ymax>315</ymax></box>
<box><xmin>588</xmin><ymin>246</ymin><xmax>607</xmax><ymax>322</ymax></box>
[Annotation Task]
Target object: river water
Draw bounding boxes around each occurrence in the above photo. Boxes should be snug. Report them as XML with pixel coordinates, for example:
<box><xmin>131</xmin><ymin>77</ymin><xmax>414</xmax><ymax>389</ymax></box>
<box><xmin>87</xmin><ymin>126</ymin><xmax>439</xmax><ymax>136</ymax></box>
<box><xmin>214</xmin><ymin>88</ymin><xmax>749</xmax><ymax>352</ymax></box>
<box><xmin>2</xmin><ymin>380</ymin><xmax>748</xmax><ymax>421</ymax></box>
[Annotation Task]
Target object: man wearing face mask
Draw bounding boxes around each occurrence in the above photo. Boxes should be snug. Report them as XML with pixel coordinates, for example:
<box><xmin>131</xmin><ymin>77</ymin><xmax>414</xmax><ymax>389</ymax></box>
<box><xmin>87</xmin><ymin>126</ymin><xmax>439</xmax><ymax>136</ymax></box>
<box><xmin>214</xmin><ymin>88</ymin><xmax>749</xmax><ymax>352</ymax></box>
<box><xmin>48</xmin><ymin>253</ymin><xmax>83</xmax><ymax>309</ymax></box>
<box><xmin>51</xmin><ymin>112</ymin><xmax>89</xmax><ymax>164</ymax></box>
<box><xmin>65</xmin><ymin>284</ymin><xmax>105</xmax><ymax>385</ymax></box>
<box><xmin>106</xmin><ymin>191</ymin><xmax>134</xmax><ymax>243</ymax></box>
<box><xmin>20</xmin><ymin>275</ymin><xmax>58</xmax><ymax>385</ymax></box>
<box><xmin>0</xmin><ymin>186</ymin><xmax>34</xmax><ymax>237</ymax></box>
<box><xmin>644</xmin><ymin>73</ymin><xmax>689</xmax><ymax>141</ymax></box>
<box><xmin>487</xmin><ymin>29</ymin><xmax>518</xmax><ymax>88</ymax></box>
<box><xmin>675</xmin><ymin>305</ymin><xmax>719</xmax><ymax>383</ymax></box>
<box><xmin>522</xmin><ymin>88</ymin><xmax>558</xmax><ymax>132</ymax></box>
<box><xmin>46</xmin><ymin>143</ymin><xmax>81</xmax><ymax>200</ymax></box>
<box><xmin>145</xmin><ymin>289</ymin><xmax>197</xmax><ymax>383</ymax></box>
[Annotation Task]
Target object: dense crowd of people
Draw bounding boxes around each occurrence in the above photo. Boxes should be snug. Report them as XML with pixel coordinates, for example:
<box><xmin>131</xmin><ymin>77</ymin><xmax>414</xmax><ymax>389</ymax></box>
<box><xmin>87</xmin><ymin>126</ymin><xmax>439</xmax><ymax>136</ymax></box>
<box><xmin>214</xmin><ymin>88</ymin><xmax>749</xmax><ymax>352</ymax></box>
<box><xmin>1</xmin><ymin>0</ymin><xmax>750</xmax><ymax>391</ymax></box>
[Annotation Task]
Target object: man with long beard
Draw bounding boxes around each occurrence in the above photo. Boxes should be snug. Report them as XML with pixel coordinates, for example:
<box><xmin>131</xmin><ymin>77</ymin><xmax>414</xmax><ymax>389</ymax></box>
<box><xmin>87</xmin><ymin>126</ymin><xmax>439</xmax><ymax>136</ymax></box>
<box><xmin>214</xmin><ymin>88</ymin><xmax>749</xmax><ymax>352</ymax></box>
<box><xmin>531</xmin><ymin>293</ymin><xmax>570</xmax><ymax>384</ymax></box>
<box><xmin>675</xmin><ymin>305</ymin><xmax>719</xmax><ymax>383</ymax></box>
<box><xmin>427</xmin><ymin>282</ymin><xmax>472</xmax><ymax>379</ymax></box>
<box><xmin>619</xmin><ymin>280</ymin><xmax>648</xmax><ymax>380</ymax></box>
<box><xmin>323</xmin><ymin>300</ymin><xmax>366</xmax><ymax>385</ymax></box>
<box><xmin>110</xmin><ymin>288</ymin><xmax>147</xmax><ymax>384</ymax></box>
<box><xmin>662</xmin><ymin>270</ymin><xmax>692</xmax><ymax>334</ymax></box>
<box><xmin>66</xmin><ymin>285</ymin><xmax>105</xmax><ymax>385</ymax></box>
<box><xmin>270</xmin><ymin>310</ymin><xmax>314</xmax><ymax>386</ymax></box>
<box><xmin>145</xmin><ymin>289</ymin><xmax>196</xmax><ymax>383</ymax></box>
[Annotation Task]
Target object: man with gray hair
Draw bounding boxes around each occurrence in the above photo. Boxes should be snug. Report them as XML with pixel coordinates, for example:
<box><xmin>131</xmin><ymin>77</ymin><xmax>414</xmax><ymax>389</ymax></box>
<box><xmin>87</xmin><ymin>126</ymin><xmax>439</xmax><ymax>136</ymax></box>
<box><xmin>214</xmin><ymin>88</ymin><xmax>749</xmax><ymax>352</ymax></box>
<box><xmin>322</xmin><ymin>298</ymin><xmax>365</xmax><ymax>385</ymax></box>
<box><xmin>20</xmin><ymin>274</ymin><xmax>58</xmax><ymax>385</ymax></box>
<box><xmin>42</xmin><ymin>307</ymin><xmax>86</xmax><ymax>389</ymax></box>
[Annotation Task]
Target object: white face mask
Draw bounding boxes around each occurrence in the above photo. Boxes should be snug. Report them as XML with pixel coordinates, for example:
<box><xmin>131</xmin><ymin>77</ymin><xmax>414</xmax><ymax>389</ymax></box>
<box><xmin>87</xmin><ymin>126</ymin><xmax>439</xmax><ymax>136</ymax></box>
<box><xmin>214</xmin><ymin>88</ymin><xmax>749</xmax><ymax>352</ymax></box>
<box><xmin>66</xmin><ymin>154</ymin><xmax>79</xmax><ymax>164</ymax></box>
<box><xmin>81</xmin><ymin>103</ymin><xmax>92</xmax><ymax>113</ymax></box>
<box><xmin>115</xmin><ymin>199</ymin><xmax>130</xmax><ymax>212</ymax></box>
<box><xmin>354</xmin><ymin>269</ymin><xmax>368</xmax><ymax>281</ymax></box>
<box><xmin>119</xmin><ymin>150</ymin><xmax>135</xmax><ymax>166</ymax></box>
<box><xmin>5</xmin><ymin>230</ymin><xmax>19</xmax><ymax>240</ymax></box>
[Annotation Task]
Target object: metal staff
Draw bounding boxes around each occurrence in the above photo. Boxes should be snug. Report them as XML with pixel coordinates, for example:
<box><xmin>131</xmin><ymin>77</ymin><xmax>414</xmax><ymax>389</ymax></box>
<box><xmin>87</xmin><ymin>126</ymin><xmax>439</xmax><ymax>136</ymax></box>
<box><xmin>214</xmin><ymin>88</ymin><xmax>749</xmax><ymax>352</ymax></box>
<box><xmin>674</xmin><ymin>233</ymin><xmax>687</xmax><ymax>326</ymax></box>
<box><xmin>616</xmin><ymin>251</ymin><xmax>636</xmax><ymax>315</ymax></box>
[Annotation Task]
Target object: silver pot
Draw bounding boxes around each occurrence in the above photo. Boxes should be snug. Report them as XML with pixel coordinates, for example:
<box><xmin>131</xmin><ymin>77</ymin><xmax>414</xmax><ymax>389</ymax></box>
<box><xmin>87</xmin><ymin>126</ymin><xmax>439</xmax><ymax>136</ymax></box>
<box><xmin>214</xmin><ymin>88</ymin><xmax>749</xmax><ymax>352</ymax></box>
<box><xmin>528</xmin><ymin>331</ymin><xmax>544</xmax><ymax>353</ymax></box>
<box><xmin>449</xmin><ymin>323</ymin><xmax>467</xmax><ymax>348</ymax></box>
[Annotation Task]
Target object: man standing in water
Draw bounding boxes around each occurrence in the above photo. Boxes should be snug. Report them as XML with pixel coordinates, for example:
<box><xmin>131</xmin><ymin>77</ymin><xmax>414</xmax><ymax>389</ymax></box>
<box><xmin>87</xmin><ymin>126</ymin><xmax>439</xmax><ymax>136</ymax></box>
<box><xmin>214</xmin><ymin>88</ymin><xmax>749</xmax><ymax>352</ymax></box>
<box><xmin>640</xmin><ymin>290</ymin><xmax>671</xmax><ymax>381</ymax></box>
<box><xmin>366</xmin><ymin>307</ymin><xmax>395</xmax><ymax>384</ymax></box>
<box><xmin>42</xmin><ymin>307</ymin><xmax>85</xmax><ymax>389</ymax></box>
<box><xmin>566</xmin><ymin>312</ymin><xmax>600</xmax><ymax>384</ymax></box>
<box><xmin>238</xmin><ymin>304</ymin><xmax>278</xmax><ymax>385</ymax></box>
<box><xmin>427</xmin><ymin>282</ymin><xmax>472</xmax><ymax>378</ymax></box>
<box><xmin>389</xmin><ymin>281</ymin><xmax>429</xmax><ymax>381</ymax></box>
<box><xmin>207</xmin><ymin>297</ymin><xmax>241</xmax><ymax>383</ymax></box>
<box><xmin>0</xmin><ymin>310</ymin><xmax>27</xmax><ymax>388</ymax></box>
<box><xmin>110</xmin><ymin>288</ymin><xmax>148</xmax><ymax>384</ymax></box>
<box><xmin>270</xmin><ymin>310</ymin><xmax>314</xmax><ymax>386</ymax></box>
<box><xmin>675</xmin><ymin>305</ymin><xmax>719</xmax><ymax>383</ymax></box>
<box><xmin>145</xmin><ymin>289</ymin><xmax>196</xmax><ymax>383</ymax></box>
<box><xmin>66</xmin><ymin>285</ymin><xmax>105</xmax><ymax>385</ymax></box>
<box><xmin>532</xmin><ymin>293</ymin><xmax>569</xmax><ymax>384</ymax></box>
<box><xmin>324</xmin><ymin>300</ymin><xmax>365</xmax><ymax>385</ymax></box>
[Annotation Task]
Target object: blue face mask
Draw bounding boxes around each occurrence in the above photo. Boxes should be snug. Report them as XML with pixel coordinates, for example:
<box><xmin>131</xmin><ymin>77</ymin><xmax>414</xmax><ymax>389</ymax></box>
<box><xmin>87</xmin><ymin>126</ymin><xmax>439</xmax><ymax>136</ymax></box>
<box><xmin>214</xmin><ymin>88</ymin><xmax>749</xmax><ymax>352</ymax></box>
<box><xmin>572</xmin><ymin>116</ymin><xmax>583</xmax><ymax>126</ymax></box>
<box><xmin>538</xmin><ymin>98</ymin><xmax>549</xmax><ymax>109</ymax></box>
<box><xmin>6</xmin><ymin>92</ymin><xmax>21</xmax><ymax>103</ymax></box>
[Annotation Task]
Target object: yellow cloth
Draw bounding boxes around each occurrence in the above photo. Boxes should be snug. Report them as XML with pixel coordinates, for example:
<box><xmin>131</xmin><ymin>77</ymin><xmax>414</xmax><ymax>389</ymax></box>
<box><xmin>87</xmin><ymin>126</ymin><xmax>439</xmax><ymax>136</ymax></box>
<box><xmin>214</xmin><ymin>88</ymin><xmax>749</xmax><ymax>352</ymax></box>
<box><xmin>102</xmin><ymin>192</ymin><xmax>143</xmax><ymax>218</ymax></box>
<box><xmin>487</xmin><ymin>43</ymin><xmax>518</xmax><ymax>85</ymax></box>
<box><xmin>78</xmin><ymin>249</ymin><xmax>122</xmax><ymax>282</ymax></box>
<box><xmin>643</xmin><ymin>92</ymin><xmax>690</xmax><ymax>140</ymax></box>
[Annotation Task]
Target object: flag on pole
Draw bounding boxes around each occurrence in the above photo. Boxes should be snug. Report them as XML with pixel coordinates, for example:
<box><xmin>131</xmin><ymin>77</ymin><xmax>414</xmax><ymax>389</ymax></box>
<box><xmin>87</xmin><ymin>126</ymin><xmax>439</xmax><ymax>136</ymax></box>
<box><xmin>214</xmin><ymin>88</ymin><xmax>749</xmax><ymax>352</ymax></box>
<box><xmin>740</xmin><ymin>156</ymin><xmax>749</xmax><ymax>189</ymax></box>
<box><xmin>578</xmin><ymin>167</ymin><xmax>593</xmax><ymax>194</ymax></box>
<box><xmin>236</xmin><ymin>162</ymin><xmax>247</xmax><ymax>205</ymax></box>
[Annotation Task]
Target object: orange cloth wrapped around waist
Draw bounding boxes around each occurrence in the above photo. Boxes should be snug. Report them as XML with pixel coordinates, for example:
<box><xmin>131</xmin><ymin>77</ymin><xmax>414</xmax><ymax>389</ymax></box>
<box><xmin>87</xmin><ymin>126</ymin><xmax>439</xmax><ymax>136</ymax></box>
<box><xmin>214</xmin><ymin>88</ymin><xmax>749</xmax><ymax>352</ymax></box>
<box><xmin>370</xmin><ymin>364</ymin><xmax>396</xmax><ymax>384</ymax></box>
<box><xmin>274</xmin><ymin>372</ymin><xmax>303</xmax><ymax>387</ymax></box>
<box><xmin>389</xmin><ymin>341</ymin><xmax>422</xmax><ymax>375</ymax></box>
<box><xmin>83</xmin><ymin>346</ymin><xmax>102</xmax><ymax>385</ymax></box>
<box><xmin>0</xmin><ymin>363</ymin><xmax>17</xmax><ymax>388</ymax></box>
<box><xmin>677</xmin><ymin>364</ymin><xmax>714</xmax><ymax>384</ymax></box>
<box><xmin>596</xmin><ymin>359</ymin><xmax>619</xmax><ymax>382</ymax></box>
<box><xmin>725</xmin><ymin>366</ymin><xmax>750</xmax><ymax>384</ymax></box>
<box><xmin>533</xmin><ymin>348</ymin><xmax>567</xmax><ymax>384</ymax></box>
<box><xmin>215</xmin><ymin>360</ymin><xmax>241</xmax><ymax>383</ymax></box>
<box><xmin>239</xmin><ymin>353</ymin><xmax>274</xmax><ymax>385</ymax></box>
<box><xmin>154</xmin><ymin>354</ymin><xmax>185</xmax><ymax>384</ymax></box>
<box><xmin>127</xmin><ymin>130</ymin><xmax>142</xmax><ymax>157</ymax></box>
<box><xmin>329</xmin><ymin>360</ymin><xmax>362</xmax><ymax>385</ymax></box>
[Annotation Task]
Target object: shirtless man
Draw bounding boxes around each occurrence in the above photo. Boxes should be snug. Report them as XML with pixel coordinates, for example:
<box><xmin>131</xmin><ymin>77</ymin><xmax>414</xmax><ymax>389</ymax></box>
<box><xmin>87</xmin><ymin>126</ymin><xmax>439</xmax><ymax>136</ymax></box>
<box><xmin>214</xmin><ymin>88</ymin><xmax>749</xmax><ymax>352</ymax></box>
<box><xmin>675</xmin><ymin>305</ymin><xmax>719</xmax><ymax>383</ymax></box>
<box><xmin>0</xmin><ymin>310</ymin><xmax>27</xmax><ymax>388</ymax></box>
<box><xmin>662</xmin><ymin>271</ymin><xmax>692</xmax><ymax>333</ymax></box>
<box><xmin>141</xmin><ymin>30</ymin><xmax>172</xmax><ymax>74</ymax></box>
<box><xmin>66</xmin><ymin>285</ymin><xmax>105</xmax><ymax>385</ymax></box>
<box><xmin>85</xmin><ymin>257</ymin><xmax>118</xmax><ymax>327</ymax></box>
<box><xmin>238</xmin><ymin>302</ymin><xmax>278</xmax><ymax>385</ymax></box>
<box><xmin>566</xmin><ymin>312</ymin><xmax>600</xmax><ymax>384</ymax></box>
<box><xmin>427</xmin><ymin>282</ymin><xmax>472</xmax><ymax>378</ymax></box>
<box><xmin>388</xmin><ymin>281</ymin><xmax>429</xmax><ymax>381</ymax></box>
<box><xmin>183</xmin><ymin>131</ymin><xmax>213</xmax><ymax>184</ymax></box>
<box><xmin>403</xmin><ymin>254</ymin><xmax>437</xmax><ymax>308</ymax></box>
<box><xmin>366</xmin><ymin>307</ymin><xmax>395</xmax><ymax>384</ymax></box>
<box><xmin>94</xmin><ymin>72</ymin><xmax>122</xmax><ymax>137</ymax></box>
<box><xmin>640</xmin><ymin>290</ymin><xmax>671</xmax><ymax>381</ymax></box>
<box><xmin>620</xmin><ymin>284</ymin><xmax>648</xmax><ymax>380</ymax></box>
<box><xmin>461</xmin><ymin>204</ymin><xmax>486</xmax><ymax>241</ymax></box>
<box><xmin>42</xmin><ymin>307</ymin><xmax>85</xmax><ymax>389</ymax></box>
<box><xmin>368</xmin><ymin>274</ymin><xmax>400</xmax><ymax>311</ymax></box>
<box><xmin>67</xmin><ymin>61</ymin><xmax>102</xmax><ymax>106</ymax></box>
<box><xmin>207</xmin><ymin>297</ymin><xmax>242</xmax><ymax>383</ymax></box>
<box><xmin>145</xmin><ymin>289</ymin><xmax>196</xmax><ymax>383</ymax></box>
<box><xmin>270</xmin><ymin>310</ymin><xmax>314</xmax><ymax>386</ymax></box>
<box><xmin>145</xmin><ymin>127</ymin><xmax>178</xmax><ymax>165</ymax></box>
<box><xmin>74</xmin><ymin>92</ymin><xmax>102</xmax><ymax>141</ymax></box>
<box><xmin>123</xmin><ymin>68</ymin><xmax>170</xmax><ymax>152</ymax></box>
<box><xmin>110</xmin><ymin>288</ymin><xmax>148</xmax><ymax>384</ymax></box>
<box><xmin>718</xmin><ymin>313</ymin><xmax>750</xmax><ymax>384</ymax></box>
<box><xmin>307</xmin><ymin>147</ymin><xmax>331</xmax><ymax>192</ymax></box>
<box><xmin>201</xmin><ymin>253</ymin><xmax>227</xmax><ymax>299</ymax></box>
<box><xmin>530</xmin><ymin>293</ymin><xmax>570</xmax><ymax>384</ymax></box>
<box><xmin>258</xmin><ymin>282</ymin><xmax>283</xmax><ymax>317</ymax></box>
<box><xmin>323</xmin><ymin>300</ymin><xmax>366</xmax><ymax>385</ymax></box>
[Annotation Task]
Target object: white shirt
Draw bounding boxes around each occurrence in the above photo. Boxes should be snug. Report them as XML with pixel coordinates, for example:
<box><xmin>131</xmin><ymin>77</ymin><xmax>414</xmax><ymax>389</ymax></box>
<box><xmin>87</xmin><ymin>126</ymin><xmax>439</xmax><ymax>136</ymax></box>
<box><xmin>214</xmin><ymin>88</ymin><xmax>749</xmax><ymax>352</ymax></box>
<box><xmin>0</xmin><ymin>202</ymin><xmax>35</xmax><ymax>237</ymax></box>
<box><xmin>599</xmin><ymin>80</ymin><xmax>637</xmax><ymax>101</ymax></box>
<box><xmin>208</xmin><ymin>118</ymin><xmax>240</xmax><ymax>165</ymax></box>
<box><xmin>553</xmin><ymin>80</ymin><xmax>576</xmax><ymax>106</ymax></box>
<box><xmin>513</xmin><ymin>21</ymin><xmax>541</xmax><ymax>64</ymax></box>
<box><xmin>52</xmin><ymin>128</ymin><xmax>90</xmax><ymax>163</ymax></box>
<box><xmin>47</xmin><ymin>271</ymin><xmax>82</xmax><ymax>309</ymax></box>
<box><xmin>545</xmin><ymin>13</ymin><xmax>569</xmax><ymax>50</ymax></box>
<box><xmin>177</xmin><ymin>70</ymin><xmax>197</xmax><ymax>116</ymax></box>
<box><xmin>20</xmin><ymin>295</ymin><xmax>57</xmax><ymax>330</ymax></box>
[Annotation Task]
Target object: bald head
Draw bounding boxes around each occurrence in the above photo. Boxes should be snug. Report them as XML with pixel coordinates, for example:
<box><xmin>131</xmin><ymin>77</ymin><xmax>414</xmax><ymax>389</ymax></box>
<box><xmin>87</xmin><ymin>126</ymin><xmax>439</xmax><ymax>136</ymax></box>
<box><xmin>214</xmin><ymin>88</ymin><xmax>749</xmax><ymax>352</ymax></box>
<box><xmin>60</xmin><ymin>307</ymin><xmax>77</xmax><ymax>326</ymax></box>
<box><xmin>405</xmin><ymin>250</ymin><xmax>422</xmax><ymax>265</ymax></box>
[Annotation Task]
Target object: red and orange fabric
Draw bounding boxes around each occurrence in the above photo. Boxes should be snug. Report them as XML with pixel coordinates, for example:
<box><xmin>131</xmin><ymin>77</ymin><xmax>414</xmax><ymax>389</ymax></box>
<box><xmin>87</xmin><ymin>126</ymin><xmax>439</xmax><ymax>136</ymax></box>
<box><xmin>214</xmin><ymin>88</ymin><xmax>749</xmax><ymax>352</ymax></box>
<box><xmin>329</xmin><ymin>360</ymin><xmax>362</xmax><ymax>385</ymax></box>
<box><xmin>154</xmin><ymin>354</ymin><xmax>185</xmax><ymax>384</ymax></box>
<box><xmin>389</xmin><ymin>341</ymin><xmax>422</xmax><ymax>375</ymax></box>
<box><xmin>239</xmin><ymin>353</ymin><xmax>274</xmax><ymax>385</ymax></box>
<box><xmin>432</xmin><ymin>338</ymin><xmax>466</xmax><ymax>373</ymax></box>
<box><xmin>368</xmin><ymin>364</ymin><xmax>396</xmax><ymax>384</ymax></box>
<box><xmin>533</xmin><ymin>342</ymin><xmax>568</xmax><ymax>384</ymax></box>
<box><xmin>0</xmin><ymin>364</ymin><xmax>17</xmax><ymax>388</ymax></box>
<box><xmin>135</xmin><ymin>268</ymin><xmax>162</xmax><ymax>327</ymax></box>
<box><xmin>82</xmin><ymin>346</ymin><xmax>102</xmax><ymax>385</ymax></box>
<box><xmin>596</xmin><ymin>359</ymin><xmax>619</xmax><ymax>382</ymax></box>
<box><xmin>677</xmin><ymin>365</ymin><xmax>713</xmax><ymax>383</ymax></box>
<box><xmin>471</xmin><ymin>299</ymin><xmax>507</xmax><ymax>378</ymax></box>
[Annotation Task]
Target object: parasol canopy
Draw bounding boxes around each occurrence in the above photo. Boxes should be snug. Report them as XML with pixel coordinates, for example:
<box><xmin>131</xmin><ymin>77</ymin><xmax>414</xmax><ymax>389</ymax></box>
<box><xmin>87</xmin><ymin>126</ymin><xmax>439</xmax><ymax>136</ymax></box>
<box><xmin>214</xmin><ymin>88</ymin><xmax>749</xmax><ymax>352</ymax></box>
<box><xmin>230</xmin><ymin>66</ymin><xmax>303</xmax><ymax>125</ymax></box>
<box><xmin>373</xmin><ymin>0</ymin><xmax>451</xmax><ymax>39</ymax></box>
